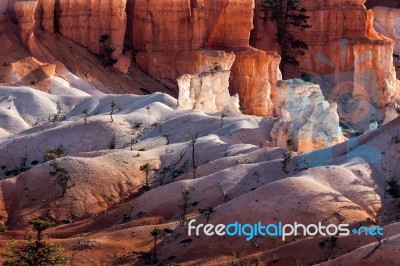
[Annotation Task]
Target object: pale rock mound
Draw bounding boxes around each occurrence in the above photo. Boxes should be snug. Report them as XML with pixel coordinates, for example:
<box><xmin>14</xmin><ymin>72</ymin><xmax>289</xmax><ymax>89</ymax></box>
<box><xmin>271</xmin><ymin>79</ymin><xmax>344</xmax><ymax>152</ymax></box>
<box><xmin>177</xmin><ymin>72</ymin><xmax>241</xmax><ymax>115</ymax></box>
<box><xmin>177</xmin><ymin>51</ymin><xmax>241</xmax><ymax>115</ymax></box>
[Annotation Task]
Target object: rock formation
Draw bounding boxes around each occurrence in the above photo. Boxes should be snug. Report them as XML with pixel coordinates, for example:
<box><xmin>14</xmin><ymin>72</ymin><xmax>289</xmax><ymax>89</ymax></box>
<box><xmin>177</xmin><ymin>71</ymin><xmax>241</xmax><ymax>115</ymax></box>
<box><xmin>252</xmin><ymin>0</ymin><xmax>398</xmax><ymax>123</ymax></box>
<box><xmin>129</xmin><ymin>0</ymin><xmax>281</xmax><ymax>116</ymax></box>
<box><xmin>271</xmin><ymin>79</ymin><xmax>344</xmax><ymax>152</ymax></box>
<box><xmin>7</xmin><ymin>0</ymin><xmax>37</xmax><ymax>47</ymax></box>
<box><xmin>4</xmin><ymin>0</ymin><xmax>398</xmax><ymax>120</ymax></box>
<box><xmin>177</xmin><ymin>52</ymin><xmax>241</xmax><ymax>116</ymax></box>
<box><xmin>55</xmin><ymin>0</ymin><xmax>126</xmax><ymax>58</ymax></box>
<box><xmin>372</xmin><ymin>6</ymin><xmax>400</xmax><ymax>55</ymax></box>
<box><xmin>7</xmin><ymin>0</ymin><xmax>128</xmax><ymax>70</ymax></box>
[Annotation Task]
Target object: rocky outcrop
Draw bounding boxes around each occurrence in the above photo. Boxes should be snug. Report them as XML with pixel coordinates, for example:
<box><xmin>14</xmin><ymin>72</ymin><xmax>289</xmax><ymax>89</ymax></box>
<box><xmin>7</xmin><ymin>0</ymin><xmax>127</xmax><ymax>70</ymax></box>
<box><xmin>130</xmin><ymin>0</ymin><xmax>281</xmax><ymax>116</ymax></box>
<box><xmin>252</xmin><ymin>0</ymin><xmax>397</xmax><ymax>117</ymax></box>
<box><xmin>177</xmin><ymin>71</ymin><xmax>241</xmax><ymax>115</ymax></box>
<box><xmin>55</xmin><ymin>0</ymin><xmax>127</xmax><ymax>58</ymax></box>
<box><xmin>5</xmin><ymin>0</ymin><xmax>397</xmax><ymax>121</ymax></box>
<box><xmin>177</xmin><ymin>51</ymin><xmax>241</xmax><ymax>115</ymax></box>
<box><xmin>372</xmin><ymin>7</ymin><xmax>400</xmax><ymax>54</ymax></box>
<box><xmin>229</xmin><ymin>48</ymin><xmax>281</xmax><ymax>116</ymax></box>
<box><xmin>271</xmin><ymin>79</ymin><xmax>344</xmax><ymax>152</ymax></box>
<box><xmin>7</xmin><ymin>0</ymin><xmax>37</xmax><ymax>47</ymax></box>
<box><xmin>5</xmin><ymin>0</ymin><xmax>281</xmax><ymax>117</ymax></box>
<box><xmin>35</xmin><ymin>0</ymin><xmax>55</xmax><ymax>33</ymax></box>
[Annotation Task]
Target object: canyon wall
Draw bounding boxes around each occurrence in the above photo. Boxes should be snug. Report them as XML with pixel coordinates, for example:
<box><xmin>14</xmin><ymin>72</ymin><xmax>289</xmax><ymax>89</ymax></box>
<box><xmin>130</xmin><ymin>0</ymin><xmax>281</xmax><ymax>116</ymax></box>
<box><xmin>5</xmin><ymin>0</ymin><xmax>398</xmax><ymax>120</ymax></box>
<box><xmin>251</xmin><ymin>0</ymin><xmax>397</xmax><ymax>127</ymax></box>
<box><xmin>6</xmin><ymin>0</ymin><xmax>281</xmax><ymax>117</ymax></box>
<box><xmin>372</xmin><ymin>7</ymin><xmax>400</xmax><ymax>55</ymax></box>
<box><xmin>7</xmin><ymin>0</ymin><xmax>127</xmax><ymax>63</ymax></box>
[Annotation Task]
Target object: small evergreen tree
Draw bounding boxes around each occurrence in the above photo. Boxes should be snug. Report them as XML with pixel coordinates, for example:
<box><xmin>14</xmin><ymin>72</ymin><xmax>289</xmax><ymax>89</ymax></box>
<box><xmin>82</xmin><ymin>109</ymin><xmax>89</xmax><ymax>124</ymax></box>
<box><xmin>178</xmin><ymin>186</ymin><xmax>194</xmax><ymax>226</ymax></box>
<box><xmin>262</xmin><ymin>0</ymin><xmax>311</xmax><ymax>78</ymax></box>
<box><xmin>198</xmin><ymin>206</ymin><xmax>215</xmax><ymax>224</ymax></box>
<box><xmin>99</xmin><ymin>34</ymin><xmax>117</xmax><ymax>67</ymax></box>
<box><xmin>110</xmin><ymin>100</ymin><xmax>117</xmax><ymax>122</ymax></box>
<box><xmin>49</xmin><ymin>161</ymin><xmax>70</xmax><ymax>198</ymax></box>
<box><xmin>139</xmin><ymin>163</ymin><xmax>154</xmax><ymax>190</ymax></box>
<box><xmin>162</xmin><ymin>134</ymin><xmax>172</xmax><ymax>145</ymax></box>
<box><xmin>2</xmin><ymin>219</ymin><xmax>69</xmax><ymax>266</ymax></box>
<box><xmin>150</xmin><ymin>228</ymin><xmax>161</xmax><ymax>264</ymax></box>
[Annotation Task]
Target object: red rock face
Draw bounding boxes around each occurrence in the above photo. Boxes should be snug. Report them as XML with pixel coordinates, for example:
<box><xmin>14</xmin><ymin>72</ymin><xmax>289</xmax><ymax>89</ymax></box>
<box><xmin>6</xmin><ymin>0</ymin><xmax>397</xmax><ymax>117</ymax></box>
<box><xmin>7</xmin><ymin>0</ymin><xmax>37</xmax><ymax>46</ymax></box>
<box><xmin>130</xmin><ymin>0</ymin><xmax>281</xmax><ymax>116</ymax></box>
<box><xmin>230</xmin><ymin>48</ymin><xmax>281</xmax><ymax>116</ymax></box>
<box><xmin>8</xmin><ymin>0</ymin><xmax>127</xmax><ymax>59</ymax></box>
<box><xmin>55</xmin><ymin>0</ymin><xmax>127</xmax><ymax>57</ymax></box>
<box><xmin>251</xmin><ymin>0</ymin><xmax>397</xmax><ymax>110</ymax></box>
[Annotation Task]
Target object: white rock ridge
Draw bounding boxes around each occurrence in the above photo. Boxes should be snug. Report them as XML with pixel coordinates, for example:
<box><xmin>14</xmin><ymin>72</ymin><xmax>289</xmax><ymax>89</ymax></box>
<box><xmin>271</xmin><ymin>79</ymin><xmax>345</xmax><ymax>153</ymax></box>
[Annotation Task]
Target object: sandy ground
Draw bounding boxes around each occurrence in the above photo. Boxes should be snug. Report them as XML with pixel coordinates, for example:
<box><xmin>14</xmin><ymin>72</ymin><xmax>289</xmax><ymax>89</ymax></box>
<box><xmin>0</xmin><ymin>84</ymin><xmax>399</xmax><ymax>265</ymax></box>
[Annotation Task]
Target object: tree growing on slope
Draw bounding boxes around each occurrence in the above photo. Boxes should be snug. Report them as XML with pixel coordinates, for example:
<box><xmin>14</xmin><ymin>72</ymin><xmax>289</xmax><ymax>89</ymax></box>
<box><xmin>99</xmin><ymin>34</ymin><xmax>118</xmax><ymax>67</ymax></box>
<box><xmin>150</xmin><ymin>228</ymin><xmax>161</xmax><ymax>264</ymax></box>
<box><xmin>262</xmin><ymin>0</ymin><xmax>311</xmax><ymax>78</ymax></box>
<box><xmin>140</xmin><ymin>162</ymin><xmax>154</xmax><ymax>190</ymax></box>
<box><xmin>49</xmin><ymin>161</ymin><xmax>71</xmax><ymax>198</ymax></box>
<box><xmin>2</xmin><ymin>218</ymin><xmax>69</xmax><ymax>265</ymax></box>
<box><xmin>178</xmin><ymin>186</ymin><xmax>195</xmax><ymax>226</ymax></box>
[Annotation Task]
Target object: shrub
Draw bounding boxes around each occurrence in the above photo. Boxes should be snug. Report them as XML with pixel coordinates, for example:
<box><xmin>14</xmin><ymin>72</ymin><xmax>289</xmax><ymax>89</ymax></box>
<box><xmin>163</xmin><ymin>134</ymin><xmax>172</xmax><ymax>145</ymax></box>
<box><xmin>210</xmin><ymin>61</ymin><xmax>222</xmax><ymax>72</ymax></box>
<box><xmin>281</xmin><ymin>152</ymin><xmax>293</xmax><ymax>174</ymax></box>
<box><xmin>110</xmin><ymin>134</ymin><xmax>116</xmax><ymax>149</ymax></box>
<box><xmin>49</xmin><ymin>161</ymin><xmax>70</xmax><ymax>198</ymax></box>
<box><xmin>99</xmin><ymin>34</ymin><xmax>118</xmax><ymax>66</ymax></box>
<box><xmin>43</xmin><ymin>145</ymin><xmax>65</xmax><ymax>162</ymax></box>
<box><xmin>0</xmin><ymin>224</ymin><xmax>7</xmax><ymax>232</ymax></box>
<box><xmin>391</xmin><ymin>133</ymin><xmax>400</xmax><ymax>144</ymax></box>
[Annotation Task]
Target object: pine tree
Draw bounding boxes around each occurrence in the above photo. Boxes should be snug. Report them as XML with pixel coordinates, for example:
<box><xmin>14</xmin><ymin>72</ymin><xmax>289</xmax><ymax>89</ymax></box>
<box><xmin>2</xmin><ymin>219</ymin><xmax>69</xmax><ymax>265</ymax></box>
<box><xmin>262</xmin><ymin>0</ymin><xmax>311</xmax><ymax>78</ymax></box>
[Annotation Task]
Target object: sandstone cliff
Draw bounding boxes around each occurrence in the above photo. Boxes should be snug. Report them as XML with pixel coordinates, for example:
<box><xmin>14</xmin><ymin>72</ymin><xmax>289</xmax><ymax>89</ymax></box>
<box><xmin>4</xmin><ymin>0</ymin><xmax>398</xmax><ymax>120</ymax></box>
<box><xmin>7</xmin><ymin>0</ymin><xmax>127</xmax><ymax>65</ymax></box>
<box><xmin>129</xmin><ymin>0</ymin><xmax>281</xmax><ymax>117</ymax></box>
<box><xmin>372</xmin><ymin>6</ymin><xmax>400</xmax><ymax>55</ymax></box>
<box><xmin>251</xmin><ymin>0</ymin><xmax>397</xmax><ymax>127</ymax></box>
